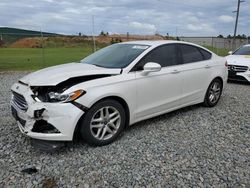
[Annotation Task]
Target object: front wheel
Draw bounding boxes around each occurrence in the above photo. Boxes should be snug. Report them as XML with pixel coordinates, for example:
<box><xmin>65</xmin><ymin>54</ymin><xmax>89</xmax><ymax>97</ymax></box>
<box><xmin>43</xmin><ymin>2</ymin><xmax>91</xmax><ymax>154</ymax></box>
<box><xmin>203</xmin><ymin>78</ymin><xmax>223</xmax><ymax>107</ymax></box>
<box><xmin>80</xmin><ymin>99</ymin><xmax>126</xmax><ymax>146</ymax></box>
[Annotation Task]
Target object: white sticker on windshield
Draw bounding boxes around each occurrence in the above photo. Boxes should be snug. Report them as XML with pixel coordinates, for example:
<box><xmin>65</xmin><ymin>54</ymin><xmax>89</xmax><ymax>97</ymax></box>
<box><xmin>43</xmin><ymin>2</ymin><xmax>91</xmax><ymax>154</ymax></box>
<box><xmin>132</xmin><ymin>45</ymin><xmax>149</xmax><ymax>50</ymax></box>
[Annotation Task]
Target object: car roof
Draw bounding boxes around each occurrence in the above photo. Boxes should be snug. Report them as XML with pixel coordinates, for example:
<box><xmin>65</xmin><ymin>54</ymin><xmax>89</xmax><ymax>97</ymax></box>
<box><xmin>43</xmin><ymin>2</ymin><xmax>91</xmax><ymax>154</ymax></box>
<box><xmin>243</xmin><ymin>44</ymin><xmax>250</xmax><ymax>47</ymax></box>
<box><xmin>122</xmin><ymin>40</ymin><xmax>199</xmax><ymax>46</ymax></box>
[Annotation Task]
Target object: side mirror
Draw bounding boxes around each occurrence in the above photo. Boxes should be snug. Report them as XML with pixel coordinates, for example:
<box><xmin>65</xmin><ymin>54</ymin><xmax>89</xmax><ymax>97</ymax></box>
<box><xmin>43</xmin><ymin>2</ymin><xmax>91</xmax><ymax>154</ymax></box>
<box><xmin>228</xmin><ymin>51</ymin><xmax>233</xmax><ymax>55</ymax></box>
<box><xmin>142</xmin><ymin>62</ymin><xmax>161</xmax><ymax>75</ymax></box>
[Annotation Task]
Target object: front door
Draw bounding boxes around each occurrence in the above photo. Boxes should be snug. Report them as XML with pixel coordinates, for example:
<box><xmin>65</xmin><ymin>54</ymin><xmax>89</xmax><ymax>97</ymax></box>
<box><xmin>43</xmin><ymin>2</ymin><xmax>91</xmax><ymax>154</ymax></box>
<box><xmin>132</xmin><ymin>44</ymin><xmax>183</xmax><ymax>120</ymax></box>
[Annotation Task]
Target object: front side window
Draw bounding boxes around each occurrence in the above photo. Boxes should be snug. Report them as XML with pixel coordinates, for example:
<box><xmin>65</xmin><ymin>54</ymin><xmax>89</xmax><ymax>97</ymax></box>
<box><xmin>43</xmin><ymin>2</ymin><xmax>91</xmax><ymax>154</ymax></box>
<box><xmin>132</xmin><ymin>44</ymin><xmax>178</xmax><ymax>71</ymax></box>
<box><xmin>81</xmin><ymin>44</ymin><xmax>149</xmax><ymax>68</ymax></box>
<box><xmin>233</xmin><ymin>46</ymin><xmax>250</xmax><ymax>55</ymax></box>
<box><xmin>179</xmin><ymin>44</ymin><xmax>204</xmax><ymax>64</ymax></box>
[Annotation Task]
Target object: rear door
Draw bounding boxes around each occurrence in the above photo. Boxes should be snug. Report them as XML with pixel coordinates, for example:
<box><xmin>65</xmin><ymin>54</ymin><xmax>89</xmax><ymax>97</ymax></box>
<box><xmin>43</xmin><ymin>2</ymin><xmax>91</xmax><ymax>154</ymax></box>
<box><xmin>177</xmin><ymin>44</ymin><xmax>213</xmax><ymax>105</ymax></box>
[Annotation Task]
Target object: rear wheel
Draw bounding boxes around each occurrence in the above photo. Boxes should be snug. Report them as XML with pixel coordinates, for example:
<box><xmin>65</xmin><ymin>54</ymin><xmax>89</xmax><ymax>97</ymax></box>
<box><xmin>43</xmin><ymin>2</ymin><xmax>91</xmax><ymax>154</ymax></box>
<box><xmin>80</xmin><ymin>99</ymin><xmax>126</xmax><ymax>146</ymax></box>
<box><xmin>203</xmin><ymin>78</ymin><xmax>223</xmax><ymax>107</ymax></box>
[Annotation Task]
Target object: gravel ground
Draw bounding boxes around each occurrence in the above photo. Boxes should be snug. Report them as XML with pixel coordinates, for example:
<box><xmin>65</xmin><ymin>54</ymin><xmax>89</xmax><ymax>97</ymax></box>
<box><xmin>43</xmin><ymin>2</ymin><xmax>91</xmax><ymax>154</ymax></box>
<box><xmin>0</xmin><ymin>71</ymin><xmax>249</xmax><ymax>188</ymax></box>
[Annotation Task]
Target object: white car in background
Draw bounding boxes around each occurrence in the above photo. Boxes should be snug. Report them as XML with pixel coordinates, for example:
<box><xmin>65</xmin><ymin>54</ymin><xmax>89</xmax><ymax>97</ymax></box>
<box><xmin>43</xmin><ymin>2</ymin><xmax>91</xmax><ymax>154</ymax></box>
<box><xmin>226</xmin><ymin>44</ymin><xmax>250</xmax><ymax>82</ymax></box>
<box><xmin>11</xmin><ymin>41</ymin><xmax>228</xmax><ymax>147</ymax></box>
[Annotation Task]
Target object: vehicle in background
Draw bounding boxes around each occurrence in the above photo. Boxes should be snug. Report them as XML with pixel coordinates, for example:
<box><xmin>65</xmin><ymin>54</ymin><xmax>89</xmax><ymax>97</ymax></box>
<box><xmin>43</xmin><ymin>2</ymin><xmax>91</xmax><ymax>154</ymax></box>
<box><xmin>226</xmin><ymin>44</ymin><xmax>250</xmax><ymax>83</ymax></box>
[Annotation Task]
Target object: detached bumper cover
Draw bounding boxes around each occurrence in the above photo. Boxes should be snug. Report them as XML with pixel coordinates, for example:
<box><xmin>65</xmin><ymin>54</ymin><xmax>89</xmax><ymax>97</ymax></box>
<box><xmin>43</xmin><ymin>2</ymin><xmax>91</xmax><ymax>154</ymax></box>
<box><xmin>11</xmin><ymin>82</ymin><xmax>84</xmax><ymax>141</ymax></box>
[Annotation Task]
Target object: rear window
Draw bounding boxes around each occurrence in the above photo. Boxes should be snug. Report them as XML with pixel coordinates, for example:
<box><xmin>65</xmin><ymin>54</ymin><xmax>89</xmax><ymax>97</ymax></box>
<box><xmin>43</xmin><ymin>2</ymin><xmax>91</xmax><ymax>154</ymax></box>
<box><xmin>199</xmin><ymin>48</ymin><xmax>212</xmax><ymax>60</ymax></box>
<box><xmin>180</xmin><ymin>44</ymin><xmax>204</xmax><ymax>64</ymax></box>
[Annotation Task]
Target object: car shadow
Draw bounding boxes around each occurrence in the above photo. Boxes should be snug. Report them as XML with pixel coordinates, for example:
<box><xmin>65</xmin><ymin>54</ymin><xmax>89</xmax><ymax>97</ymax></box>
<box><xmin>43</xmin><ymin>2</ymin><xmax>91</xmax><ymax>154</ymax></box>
<box><xmin>125</xmin><ymin>103</ymin><xmax>202</xmax><ymax>133</ymax></box>
<box><xmin>31</xmin><ymin>103</ymin><xmax>203</xmax><ymax>153</ymax></box>
<box><xmin>227</xmin><ymin>80</ymin><xmax>250</xmax><ymax>86</ymax></box>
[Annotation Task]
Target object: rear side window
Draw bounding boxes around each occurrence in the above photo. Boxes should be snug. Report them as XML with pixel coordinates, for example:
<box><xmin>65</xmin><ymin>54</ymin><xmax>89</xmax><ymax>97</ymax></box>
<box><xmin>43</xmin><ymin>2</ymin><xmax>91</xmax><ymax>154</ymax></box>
<box><xmin>179</xmin><ymin>44</ymin><xmax>204</xmax><ymax>64</ymax></box>
<box><xmin>199</xmin><ymin>48</ymin><xmax>212</xmax><ymax>60</ymax></box>
<box><xmin>132</xmin><ymin>44</ymin><xmax>178</xmax><ymax>71</ymax></box>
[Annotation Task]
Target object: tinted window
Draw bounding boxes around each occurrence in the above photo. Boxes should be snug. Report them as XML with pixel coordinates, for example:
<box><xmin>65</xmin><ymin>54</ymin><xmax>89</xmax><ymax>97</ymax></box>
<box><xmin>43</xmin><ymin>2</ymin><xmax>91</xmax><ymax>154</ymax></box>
<box><xmin>200</xmin><ymin>49</ymin><xmax>212</xmax><ymax>60</ymax></box>
<box><xmin>133</xmin><ymin>44</ymin><xmax>178</xmax><ymax>71</ymax></box>
<box><xmin>233</xmin><ymin>46</ymin><xmax>250</xmax><ymax>55</ymax></box>
<box><xmin>180</xmin><ymin>44</ymin><xmax>204</xmax><ymax>64</ymax></box>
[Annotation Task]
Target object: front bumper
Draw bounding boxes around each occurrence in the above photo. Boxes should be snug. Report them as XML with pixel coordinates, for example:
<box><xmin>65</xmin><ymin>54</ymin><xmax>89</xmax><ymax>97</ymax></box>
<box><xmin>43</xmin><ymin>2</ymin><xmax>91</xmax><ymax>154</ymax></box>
<box><xmin>10</xmin><ymin>82</ymin><xmax>84</xmax><ymax>141</ymax></box>
<box><xmin>228</xmin><ymin>69</ymin><xmax>250</xmax><ymax>82</ymax></box>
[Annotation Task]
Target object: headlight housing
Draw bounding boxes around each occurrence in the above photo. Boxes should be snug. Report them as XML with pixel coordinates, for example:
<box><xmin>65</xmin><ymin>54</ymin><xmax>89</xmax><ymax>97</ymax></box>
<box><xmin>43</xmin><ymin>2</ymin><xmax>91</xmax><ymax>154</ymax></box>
<box><xmin>48</xmin><ymin>89</ymin><xmax>85</xmax><ymax>103</ymax></box>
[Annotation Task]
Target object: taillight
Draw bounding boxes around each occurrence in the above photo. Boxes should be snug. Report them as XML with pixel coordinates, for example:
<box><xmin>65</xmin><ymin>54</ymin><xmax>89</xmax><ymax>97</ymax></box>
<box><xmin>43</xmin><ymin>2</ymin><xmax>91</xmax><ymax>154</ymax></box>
<box><xmin>225</xmin><ymin>61</ymin><xmax>228</xmax><ymax>67</ymax></box>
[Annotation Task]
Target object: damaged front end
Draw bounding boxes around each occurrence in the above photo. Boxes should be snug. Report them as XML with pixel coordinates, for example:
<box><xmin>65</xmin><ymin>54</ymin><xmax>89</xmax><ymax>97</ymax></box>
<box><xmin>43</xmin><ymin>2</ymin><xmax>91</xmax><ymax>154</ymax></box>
<box><xmin>10</xmin><ymin>74</ymin><xmax>111</xmax><ymax>141</ymax></box>
<box><xmin>11</xmin><ymin>85</ymin><xmax>83</xmax><ymax>141</ymax></box>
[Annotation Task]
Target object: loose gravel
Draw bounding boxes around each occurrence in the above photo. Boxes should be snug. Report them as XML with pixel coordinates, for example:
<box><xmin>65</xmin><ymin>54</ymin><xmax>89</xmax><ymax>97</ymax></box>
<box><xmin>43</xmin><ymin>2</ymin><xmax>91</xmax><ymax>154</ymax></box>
<box><xmin>0</xmin><ymin>72</ymin><xmax>249</xmax><ymax>187</ymax></box>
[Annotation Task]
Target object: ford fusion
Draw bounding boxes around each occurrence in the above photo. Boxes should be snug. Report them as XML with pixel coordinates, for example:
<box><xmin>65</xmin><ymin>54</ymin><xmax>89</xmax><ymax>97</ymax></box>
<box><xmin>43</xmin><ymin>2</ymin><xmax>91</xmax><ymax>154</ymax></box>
<box><xmin>226</xmin><ymin>44</ymin><xmax>250</xmax><ymax>82</ymax></box>
<box><xmin>11</xmin><ymin>41</ymin><xmax>228</xmax><ymax>146</ymax></box>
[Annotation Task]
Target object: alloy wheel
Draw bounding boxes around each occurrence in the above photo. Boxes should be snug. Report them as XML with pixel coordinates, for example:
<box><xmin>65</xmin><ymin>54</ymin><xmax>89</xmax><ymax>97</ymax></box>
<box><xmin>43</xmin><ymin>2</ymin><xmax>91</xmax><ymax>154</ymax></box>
<box><xmin>90</xmin><ymin>106</ymin><xmax>121</xmax><ymax>140</ymax></box>
<box><xmin>208</xmin><ymin>81</ymin><xmax>221</xmax><ymax>104</ymax></box>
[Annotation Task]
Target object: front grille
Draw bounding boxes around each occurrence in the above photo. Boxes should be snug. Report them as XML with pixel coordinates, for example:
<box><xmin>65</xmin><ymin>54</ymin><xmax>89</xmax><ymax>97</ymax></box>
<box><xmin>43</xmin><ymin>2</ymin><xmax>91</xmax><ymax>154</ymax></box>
<box><xmin>11</xmin><ymin>106</ymin><xmax>26</xmax><ymax>127</ymax></box>
<box><xmin>12</xmin><ymin>91</ymin><xmax>28</xmax><ymax>111</ymax></box>
<box><xmin>228</xmin><ymin>65</ymin><xmax>248</xmax><ymax>73</ymax></box>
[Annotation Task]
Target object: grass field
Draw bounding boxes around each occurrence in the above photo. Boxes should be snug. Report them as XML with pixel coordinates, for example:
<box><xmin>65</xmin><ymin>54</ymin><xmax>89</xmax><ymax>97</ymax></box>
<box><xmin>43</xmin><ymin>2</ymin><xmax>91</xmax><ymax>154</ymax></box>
<box><xmin>0</xmin><ymin>48</ymin><xmax>93</xmax><ymax>71</ymax></box>
<box><xmin>204</xmin><ymin>46</ymin><xmax>229</xmax><ymax>57</ymax></box>
<box><xmin>0</xmin><ymin>46</ymin><xmax>229</xmax><ymax>71</ymax></box>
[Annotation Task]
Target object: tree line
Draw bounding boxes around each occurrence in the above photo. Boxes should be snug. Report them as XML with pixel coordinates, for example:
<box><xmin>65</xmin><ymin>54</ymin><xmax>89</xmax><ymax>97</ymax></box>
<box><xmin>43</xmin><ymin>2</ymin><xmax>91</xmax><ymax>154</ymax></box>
<box><xmin>217</xmin><ymin>34</ymin><xmax>250</xmax><ymax>39</ymax></box>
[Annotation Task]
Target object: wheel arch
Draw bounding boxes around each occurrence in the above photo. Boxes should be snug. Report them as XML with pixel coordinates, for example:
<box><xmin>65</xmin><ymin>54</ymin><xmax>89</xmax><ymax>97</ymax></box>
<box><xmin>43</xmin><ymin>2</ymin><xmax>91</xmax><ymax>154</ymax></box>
<box><xmin>203</xmin><ymin>76</ymin><xmax>224</xmax><ymax>107</ymax></box>
<box><xmin>211</xmin><ymin>76</ymin><xmax>224</xmax><ymax>89</ymax></box>
<box><xmin>73</xmin><ymin>95</ymin><xmax>130</xmax><ymax>140</ymax></box>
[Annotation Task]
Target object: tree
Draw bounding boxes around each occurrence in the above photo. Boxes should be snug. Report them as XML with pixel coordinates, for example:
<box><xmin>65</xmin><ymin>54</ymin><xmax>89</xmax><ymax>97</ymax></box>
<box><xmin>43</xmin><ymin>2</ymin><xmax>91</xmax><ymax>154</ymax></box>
<box><xmin>79</xmin><ymin>32</ymin><xmax>81</xmax><ymax>36</ymax></box>
<box><xmin>100</xmin><ymin>31</ymin><xmax>106</xmax><ymax>36</ymax></box>
<box><xmin>217</xmin><ymin>34</ymin><xmax>224</xmax><ymax>38</ymax></box>
<box><xmin>241</xmin><ymin>34</ymin><xmax>247</xmax><ymax>39</ymax></box>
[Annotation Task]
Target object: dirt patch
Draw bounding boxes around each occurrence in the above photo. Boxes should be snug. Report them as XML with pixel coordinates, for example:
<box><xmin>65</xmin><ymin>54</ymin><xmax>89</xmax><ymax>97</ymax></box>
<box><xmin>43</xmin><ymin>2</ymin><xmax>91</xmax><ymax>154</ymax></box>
<box><xmin>9</xmin><ymin>34</ymin><xmax>166</xmax><ymax>48</ymax></box>
<box><xmin>10</xmin><ymin>37</ymin><xmax>44</xmax><ymax>48</ymax></box>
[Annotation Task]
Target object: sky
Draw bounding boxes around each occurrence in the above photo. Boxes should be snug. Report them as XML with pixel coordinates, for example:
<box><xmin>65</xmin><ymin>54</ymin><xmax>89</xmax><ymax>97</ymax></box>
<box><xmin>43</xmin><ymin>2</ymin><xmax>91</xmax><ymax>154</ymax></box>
<box><xmin>0</xmin><ymin>0</ymin><xmax>249</xmax><ymax>36</ymax></box>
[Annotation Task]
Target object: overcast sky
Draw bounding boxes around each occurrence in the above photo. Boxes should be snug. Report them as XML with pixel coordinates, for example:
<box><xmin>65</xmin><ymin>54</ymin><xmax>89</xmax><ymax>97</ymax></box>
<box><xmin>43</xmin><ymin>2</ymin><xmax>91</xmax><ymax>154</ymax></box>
<box><xmin>0</xmin><ymin>0</ymin><xmax>249</xmax><ymax>36</ymax></box>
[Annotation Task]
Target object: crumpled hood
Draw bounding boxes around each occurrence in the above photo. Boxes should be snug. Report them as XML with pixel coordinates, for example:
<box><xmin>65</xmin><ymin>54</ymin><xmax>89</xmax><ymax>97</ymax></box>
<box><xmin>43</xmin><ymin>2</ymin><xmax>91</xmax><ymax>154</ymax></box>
<box><xmin>20</xmin><ymin>63</ymin><xmax>121</xmax><ymax>86</ymax></box>
<box><xmin>226</xmin><ymin>55</ymin><xmax>250</xmax><ymax>66</ymax></box>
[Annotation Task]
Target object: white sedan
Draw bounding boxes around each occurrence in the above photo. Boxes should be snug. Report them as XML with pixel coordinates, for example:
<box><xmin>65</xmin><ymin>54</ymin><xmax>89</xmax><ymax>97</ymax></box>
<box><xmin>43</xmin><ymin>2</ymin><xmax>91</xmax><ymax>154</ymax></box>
<box><xmin>226</xmin><ymin>44</ymin><xmax>250</xmax><ymax>82</ymax></box>
<box><xmin>11</xmin><ymin>41</ymin><xmax>228</xmax><ymax>146</ymax></box>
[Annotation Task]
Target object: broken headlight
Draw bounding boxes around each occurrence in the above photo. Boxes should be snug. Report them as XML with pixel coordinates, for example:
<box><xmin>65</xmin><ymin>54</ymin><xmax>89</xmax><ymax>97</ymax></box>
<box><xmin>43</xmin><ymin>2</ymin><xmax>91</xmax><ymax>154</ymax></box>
<box><xmin>48</xmin><ymin>89</ymin><xmax>85</xmax><ymax>103</ymax></box>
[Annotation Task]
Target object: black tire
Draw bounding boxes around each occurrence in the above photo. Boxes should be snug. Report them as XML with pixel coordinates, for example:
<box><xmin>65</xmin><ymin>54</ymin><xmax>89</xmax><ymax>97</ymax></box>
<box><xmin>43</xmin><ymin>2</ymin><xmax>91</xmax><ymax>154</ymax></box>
<box><xmin>80</xmin><ymin>99</ymin><xmax>126</xmax><ymax>146</ymax></box>
<box><xmin>203</xmin><ymin>78</ymin><xmax>223</xmax><ymax>107</ymax></box>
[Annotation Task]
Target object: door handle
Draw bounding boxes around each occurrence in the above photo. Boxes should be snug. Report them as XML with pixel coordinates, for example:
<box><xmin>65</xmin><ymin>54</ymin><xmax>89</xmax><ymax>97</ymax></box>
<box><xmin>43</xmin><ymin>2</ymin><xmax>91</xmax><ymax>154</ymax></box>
<box><xmin>205</xmin><ymin>65</ymin><xmax>211</xmax><ymax>69</ymax></box>
<box><xmin>171</xmin><ymin>70</ymin><xmax>180</xmax><ymax>74</ymax></box>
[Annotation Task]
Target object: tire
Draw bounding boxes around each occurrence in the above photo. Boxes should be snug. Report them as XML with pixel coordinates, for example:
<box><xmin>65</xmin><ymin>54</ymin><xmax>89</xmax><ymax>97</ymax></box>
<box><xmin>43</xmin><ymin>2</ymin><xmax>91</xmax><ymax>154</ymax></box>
<box><xmin>203</xmin><ymin>78</ymin><xmax>223</xmax><ymax>107</ymax></box>
<box><xmin>80</xmin><ymin>99</ymin><xmax>126</xmax><ymax>146</ymax></box>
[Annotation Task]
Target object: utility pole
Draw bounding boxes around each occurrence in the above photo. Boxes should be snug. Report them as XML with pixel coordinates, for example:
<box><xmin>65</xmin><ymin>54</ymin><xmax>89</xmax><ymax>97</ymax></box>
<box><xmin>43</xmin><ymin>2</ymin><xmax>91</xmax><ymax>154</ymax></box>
<box><xmin>40</xmin><ymin>28</ymin><xmax>45</xmax><ymax>65</ymax></box>
<box><xmin>233</xmin><ymin>0</ymin><xmax>245</xmax><ymax>49</ymax></box>
<box><xmin>92</xmin><ymin>15</ymin><xmax>96</xmax><ymax>52</ymax></box>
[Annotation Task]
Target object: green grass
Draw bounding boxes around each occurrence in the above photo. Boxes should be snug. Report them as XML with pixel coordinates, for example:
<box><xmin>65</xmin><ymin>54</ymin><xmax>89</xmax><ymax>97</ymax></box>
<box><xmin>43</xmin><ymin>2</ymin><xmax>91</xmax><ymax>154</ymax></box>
<box><xmin>0</xmin><ymin>45</ymin><xmax>229</xmax><ymax>71</ymax></box>
<box><xmin>0</xmin><ymin>47</ymin><xmax>93</xmax><ymax>71</ymax></box>
<box><xmin>204</xmin><ymin>46</ymin><xmax>229</xmax><ymax>57</ymax></box>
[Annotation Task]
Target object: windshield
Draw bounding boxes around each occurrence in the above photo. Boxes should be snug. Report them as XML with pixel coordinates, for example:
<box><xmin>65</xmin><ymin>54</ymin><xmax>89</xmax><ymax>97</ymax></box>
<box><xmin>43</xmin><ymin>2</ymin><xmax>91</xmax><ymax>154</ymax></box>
<box><xmin>233</xmin><ymin>46</ymin><xmax>250</xmax><ymax>55</ymax></box>
<box><xmin>81</xmin><ymin>43</ymin><xmax>149</xmax><ymax>68</ymax></box>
